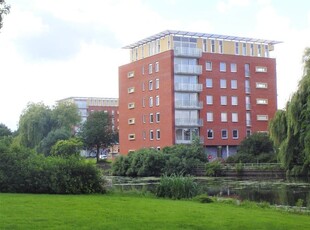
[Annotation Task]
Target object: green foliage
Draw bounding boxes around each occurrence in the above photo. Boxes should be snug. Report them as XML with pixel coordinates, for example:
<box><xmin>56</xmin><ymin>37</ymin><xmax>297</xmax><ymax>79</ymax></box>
<box><xmin>51</xmin><ymin>137</ymin><xmax>83</xmax><ymax>157</ymax></box>
<box><xmin>269</xmin><ymin>48</ymin><xmax>310</xmax><ymax>175</ymax></box>
<box><xmin>79</xmin><ymin>111</ymin><xmax>117</xmax><ymax>162</ymax></box>
<box><xmin>0</xmin><ymin>150</ymin><xmax>105</xmax><ymax>194</ymax></box>
<box><xmin>226</xmin><ymin>132</ymin><xmax>276</xmax><ymax>163</ymax></box>
<box><xmin>112</xmin><ymin>138</ymin><xmax>207</xmax><ymax>177</ymax></box>
<box><xmin>156</xmin><ymin>174</ymin><xmax>198</xmax><ymax>199</ymax></box>
<box><xmin>205</xmin><ymin>160</ymin><xmax>223</xmax><ymax>176</ymax></box>
<box><xmin>0</xmin><ymin>123</ymin><xmax>11</xmax><ymax>137</ymax></box>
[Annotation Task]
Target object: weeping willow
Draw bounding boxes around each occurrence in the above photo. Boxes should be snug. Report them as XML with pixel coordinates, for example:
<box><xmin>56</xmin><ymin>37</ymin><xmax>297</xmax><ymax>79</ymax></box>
<box><xmin>269</xmin><ymin>48</ymin><xmax>310</xmax><ymax>175</ymax></box>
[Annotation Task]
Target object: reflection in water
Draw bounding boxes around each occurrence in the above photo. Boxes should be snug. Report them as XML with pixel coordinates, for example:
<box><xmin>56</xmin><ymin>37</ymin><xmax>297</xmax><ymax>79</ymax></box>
<box><xmin>111</xmin><ymin>176</ymin><xmax>310</xmax><ymax>207</ymax></box>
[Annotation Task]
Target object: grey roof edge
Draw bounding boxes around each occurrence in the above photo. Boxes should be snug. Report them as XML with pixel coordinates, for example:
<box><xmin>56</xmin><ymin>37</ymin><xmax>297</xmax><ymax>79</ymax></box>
<box><xmin>123</xmin><ymin>29</ymin><xmax>282</xmax><ymax>49</ymax></box>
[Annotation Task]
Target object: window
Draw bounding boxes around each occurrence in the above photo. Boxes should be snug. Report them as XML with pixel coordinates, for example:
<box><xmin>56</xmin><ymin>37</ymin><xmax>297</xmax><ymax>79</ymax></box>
<box><xmin>220</xmin><ymin>96</ymin><xmax>227</xmax><ymax>105</ymax></box>
<box><xmin>206</xmin><ymin>95</ymin><xmax>213</xmax><ymax>105</ymax></box>
<box><xmin>142</xmin><ymin>114</ymin><xmax>146</xmax><ymax>123</ymax></box>
<box><xmin>156</xmin><ymin>112</ymin><xmax>160</xmax><ymax>123</ymax></box>
<box><xmin>256</xmin><ymin>82</ymin><xmax>268</xmax><ymax>88</ymax></box>
<box><xmin>235</xmin><ymin>42</ymin><xmax>239</xmax><ymax>55</ymax></box>
<box><xmin>219</xmin><ymin>40</ymin><xmax>223</xmax><ymax>53</ymax></box>
<box><xmin>155</xmin><ymin>61</ymin><xmax>159</xmax><ymax>72</ymax></box>
<box><xmin>155</xmin><ymin>78</ymin><xmax>159</xmax><ymax>89</ymax></box>
<box><xmin>231</xmin><ymin>63</ymin><xmax>237</xmax><ymax>72</ymax></box>
<box><xmin>128</xmin><ymin>118</ymin><xmax>135</xmax><ymax>125</ymax></box>
<box><xmin>142</xmin><ymin>65</ymin><xmax>145</xmax><ymax>75</ymax></box>
<box><xmin>211</xmin><ymin>40</ymin><xmax>215</xmax><ymax>53</ymax></box>
<box><xmin>142</xmin><ymin>131</ymin><xmax>146</xmax><ymax>140</ymax></box>
<box><xmin>155</xmin><ymin>95</ymin><xmax>160</xmax><ymax>106</ymax></box>
<box><xmin>231</xmin><ymin>96</ymin><xmax>238</xmax><ymax>106</ymax></box>
<box><xmin>206</xmin><ymin>61</ymin><xmax>212</xmax><ymax>71</ymax></box>
<box><xmin>148</xmin><ymin>63</ymin><xmax>153</xmax><ymax>74</ymax></box>
<box><xmin>220</xmin><ymin>62</ymin><xmax>226</xmax><ymax>72</ymax></box>
<box><xmin>250</xmin><ymin>44</ymin><xmax>254</xmax><ymax>56</ymax></box>
<box><xmin>127</xmin><ymin>71</ymin><xmax>134</xmax><ymax>78</ymax></box>
<box><xmin>264</xmin><ymin>45</ymin><xmax>269</xmax><ymax>57</ymax></box>
<box><xmin>207</xmin><ymin>129</ymin><xmax>214</xmax><ymax>139</ymax></box>
<box><xmin>246</xmin><ymin>96</ymin><xmax>251</xmax><ymax>110</ymax></box>
<box><xmin>142</xmin><ymin>82</ymin><xmax>145</xmax><ymax>91</ymax></box>
<box><xmin>245</xmin><ymin>64</ymin><xmax>250</xmax><ymax>77</ymax></box>
<box><xmin>128</xmin><ymin>134</ymin><xmax>135</xmax><ymax>140</ymax></box>
<box><xmin>156</xmin><ymin>129</ymin><xmax>160</xmax><ymax>140</ymax></box>
<box><xmin>258</xmin><ymin>44</ymin><xmax>261</xmax><ymax>57</ymax></box>
<box><xmin>142</xmin><ymin>97</ymin><xmax>145</xmax><ymax>107</ymax></box>
<box><xmin>128</xmin><ymin>87</ymin><xmax>135</xmax><ymax>94</ymax></box>
<box><xmin>231</xmin><ymin>80</ymin><xmax>237</xmax><ymax>89</ymax></box>
<box><xmin>246</xmin><ymin>129</ymin><xmax>251</xmax><ymax>137</ymax></box>
<box><xmin>149</xmin><ymin>97</ymin><xmax>153</xmax><ymax>107</ymax></box>
<box><xmin>128</xmin><ymin>102</ymin><xmax>135</xmax><ymax>109</ymax></box>
<box><xmin>149</xmin><ymin>80</ymin><xmax>153</xmax><ymax>90</ymax></box>
<box><xmin>232</xmin><ymin>129</ymin><xmax>239</xmax><ymax>139</ymax></box>
<box><xmin>150</xmin><ymin>130</ymin><xmax>154</xmax><ymax>140</ymax></box>
<box><xmin>221</xmin><ymin>129</ymin><xmax>228</xmax><ymax>139</ymax></box>
<box><xmin>150</xmin><ymin>113</ymin><xmax>154</xmax><ymax>123</ymax></box>
<box><xmin>257</xmin><ymin>115</ymin><xmax>268</xmax><ymax>121</ymax></box>
<box><xmin>206</xmin><ymin>78</ymin><xmax>213</xmax><ymax>88</ymax></box>
<box><xmin>255</xmin><ymin>66</ymin><xmax>267</xmax><ymax>72</ymax></box>
<box><xmin>220</xmin><ymin>79</ymin><xmax>227</xmax><ymax>88</ymax></box>
<box><xmin>221</xmin><ymin>112</ymin><xmax>227</xmax><ymax>122</ymax></box>
<box><xmin>232</xmin><ymin>112</ymin><xmax>238</xmax><ymax>122</ymax></box>
<box><xmin>246</xmin><ymin>112</ymin><xmax>251</xmax><ymax>126</ymax></box>
<box><xmin>203</xmin><ymin>39</ymin><xmax>207</xmax><ymax>52</ymax></box>
<box><xmin>245</xmin><ymin>80</ymin><xmax>250</xmax><ymax>94</ymax></box>
<box><xmin>242</xmin><ymin>43</ymin><xmax>247</xmax><ymax>55</ymax></box>
<box><xmin>206</xmin><ymin>112</ymin><xmax>213</xmax><ymax>122</ymax></box>
<box><xmin>256</xmin><ymin>98</ymin><xmax>268</xmax><ymax>104</ymax></box>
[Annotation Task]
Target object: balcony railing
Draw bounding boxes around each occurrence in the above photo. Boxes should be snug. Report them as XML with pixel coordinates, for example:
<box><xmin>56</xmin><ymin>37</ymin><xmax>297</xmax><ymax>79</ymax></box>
<box><xmin>175</xmin><ymin>118</ymin><xmax>203</xmax><ymax>127</ymax></box>
<box><xmin>174</xmin><ymin>64</ymin><xmax>202</xmax><ymax>75</ymax></box>
<box><xmin>174</xmin><ymin>83</ymin><xmax>203</xmax><ymax>92</ymax></box>
<box><xmin>174</xmin><ymin>47</ymin><xmax>202</xmax><ymax>58</ymax></box>
<box><xmin>175</xmin><ymin>136</ymin><xmax>204</xmax><ymax>144</ymax></box>
<box><xmin>175</xmin><ymin>100</ymin><xmax>203</xmax><ymax>109</ymax></box>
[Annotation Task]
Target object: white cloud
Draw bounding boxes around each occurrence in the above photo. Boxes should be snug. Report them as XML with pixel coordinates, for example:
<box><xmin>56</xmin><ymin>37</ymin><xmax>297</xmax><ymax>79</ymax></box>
<box><xmin>217</xmin><ymin>0</ymin><xmax>250</xmax><ymax>13</ymax></box>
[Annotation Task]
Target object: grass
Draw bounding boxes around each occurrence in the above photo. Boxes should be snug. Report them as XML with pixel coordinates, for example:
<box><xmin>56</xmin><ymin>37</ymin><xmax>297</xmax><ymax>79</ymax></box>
<box><xmin>0</xmin><ymin>193</ymin><xmax>310</xmax><ymax>230</ymax></box>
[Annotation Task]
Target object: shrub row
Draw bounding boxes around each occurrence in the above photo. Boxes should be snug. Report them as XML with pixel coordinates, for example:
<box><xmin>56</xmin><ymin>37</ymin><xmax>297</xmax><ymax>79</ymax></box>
<box><xmin>112</xmin><ymin>139</ymin><xmax>208</xmax><ymax>177</ymax></box>
<box><xmin>0</xmin><ymin>151</ymin><xmax>105</xmax><ymax>194</ymax></box>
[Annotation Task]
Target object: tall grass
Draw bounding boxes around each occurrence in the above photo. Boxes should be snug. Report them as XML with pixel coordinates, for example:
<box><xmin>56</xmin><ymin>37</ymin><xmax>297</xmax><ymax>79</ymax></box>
<box><xmin>156</xmin><ymin>174</ymin><xmax>198</xmax><ymax>199</ymax></box>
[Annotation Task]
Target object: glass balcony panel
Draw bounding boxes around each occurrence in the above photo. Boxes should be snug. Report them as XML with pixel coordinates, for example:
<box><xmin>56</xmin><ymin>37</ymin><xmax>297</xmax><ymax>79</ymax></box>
<box><xmin>175</xmin><ymin>118</ymin><xmax>203</xmax><ymax>127</ymax></box>
<box><xmin>175</xmin><ymin>100</ymin><xmax>203</xmax><ymax>109</ymax></box>
<box><xmin>174</xmin><ymin>47</ymin><xmax>202</xmax><ymax>58</ymax></box>
<box><xmin>174</xmin><ymin>64</ymin><xmax>202</xmax><ymax>75</ymax></box>
<box><xmin>174</xmin><ymin>83</ymin><xmax>203</xmax><ymax>92</ymax></box>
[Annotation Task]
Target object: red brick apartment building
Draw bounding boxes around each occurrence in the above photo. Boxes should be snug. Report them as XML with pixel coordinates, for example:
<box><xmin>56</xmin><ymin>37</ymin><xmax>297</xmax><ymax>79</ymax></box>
<box><xmin>119</xmin><ymin>30</ymin><xmax>281</xmax><ymax>158</ymax></box>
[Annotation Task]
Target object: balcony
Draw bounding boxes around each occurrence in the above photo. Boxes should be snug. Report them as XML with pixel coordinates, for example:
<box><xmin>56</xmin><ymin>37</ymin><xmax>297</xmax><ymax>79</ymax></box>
<box><xmin>174</xmin><ymin>47</ymin><xmax>202</xmax><ymax>58</ymax></box>
<box><xmin>175</xmin><ymin>136</ymin><xmax>204</xmax><ymax>144</ymax></box>
<box><xmin>174</xmin><ymin>64</ymin><xmax>202</xmax><ymax>75</ymax></box>
<box><xmin>175</xmin><ymin>118</ymin><xmax>203</xmax><ymax>127</ymax></box>
<box><xmin>174</xmin><ymin>83</ymin><xmax>203</xmax><ymax>92</ymax></box>
<box><xmin>175</xmin><ymin>100</ymin><xmax>203</xmax><ymax>109</ymax></box>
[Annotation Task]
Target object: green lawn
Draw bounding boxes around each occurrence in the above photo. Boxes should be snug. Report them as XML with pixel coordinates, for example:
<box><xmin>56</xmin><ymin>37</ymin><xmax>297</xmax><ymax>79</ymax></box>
<box><xmin>0</xmin><ymin>193</ymin><xmax>309</xmax><ymax>230</ymax></box>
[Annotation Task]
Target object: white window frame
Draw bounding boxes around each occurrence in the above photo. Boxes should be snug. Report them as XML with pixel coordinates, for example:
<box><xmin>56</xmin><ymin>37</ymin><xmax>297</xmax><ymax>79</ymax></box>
<box><xmin>128</xmin><ymin>87</ymin><xmax>135</xmax><ymax>94</ymax></box>
<box><xmin>128</xmin><ymin>118</ymin><xmax>135</xmax><ymax>125</ymax></box>
<box><xmin>149</xmin><ymin>80</ymin><xmax>153</xmax><ymax>90</ymax></box>
<box><xmin>207</xmin><ymin>129</ymin><xmax>214</xmax><ymax>139</ymax></box>
<box><xmin>150</xmin><ymin>130</ymin><xmax>154</xmax><ymax>140</ymax></box>
<box><xmin>206</xmin><ymin>95</ymin><xmax>213</xmax><ymax>105</ymax></box>
<box><xmin>231</xmin><ymin>96</ymin><xmax>238</xmax><ymax>106</ymax></box>
<box><xmin>232</xmin><ymin>129</ymin><xmax>239</xmax><ymax>139</ymax></box>
<box><xmin>220</xmin><ymin>62</ymin><xmax>226</xmax><ymax>72</ymax></box>
<box><xmin>156</xmin><ymin>129</ymin><xmax>160</xmax><ymax>140</ymax></box>
<box><xmin>155</xmin><ymin>61</ymin><xmax>159</xmax><ymax>72</ymax></box>
<box><xmin>255</xmin><ymin>66</ymin><xmax>267</xmax><ymax>73</ymax></box>
<box><xmin>220</xmin><ymin>79</ymin><xmax>227</xmax><ymax>88</ymax></box>
<box><xmin>206</xmin><ymin>61</ymin><xmax>212</xmax><ymax>71</ymax></box>
<box><xmin>257</xmin><ymin>115</ymin><xmax>268</xmax><ymax>121</ymax></box>
<box><xmin>231</xmin><ymin>63</ymin><xmax>237</xmax><ymax>72</ymax></box>
<box><xmin>231</xmin><ymin>80</ymin><xmax>237</xmax><ymax>89</ymax></box>
<box><xmin>155</xmin><ymin>78</ymin><xmax>159</xmax><ymax>89</ymax></box>
<box><xmin>221</xmin><ymin>129</ymin><xmax>228</xmax><ymax>139</ymax></box>
<box><xmin>128</xmin><ymin>102</ymin><xmax>135</xmax><ymax>109</ymax></box>
<box><xmin>128</xmin><ymin>134</ymin><xmax>135</xmax><ymax>140</ymax></box>
<box><xmin>155</xmin><ymin>95</ymin><xmax>160</xmax><ymax>106</ymax></box>
<box><xmin>127</xmin><ymin>71</ymin><xmax>134</xmax><ymax>78</ymax></box>
<box><xmin>206</xmin><ymin>112</ymin><xmax>213</xmax><ymax>122</ymax></box>
<box><xmin>256</xmin><ymin>82</ymin><xmax>268</xmax><ymax>89</ymax></box>
<box><xmin>256</xmin><ymin>98</ymin><xmax>268</xmax><ymax>105</ymax></box>
<box><xmin>150</xmin><ymin>113</ymin><xmax>154</xmax><ymax>123</ymax></box>
<box><xmin>149</xmin><ymin>97</ymin><xmax>153</xmax><ymax>107</ymax></box>
<box><xmin>221</xmin><ymin>112</ymin><xmax>228</xmax><ymax>122</ymax></box>
<box><xmin>220</xmin><ymin>96</ymin><xmax>227</xmax><ymax>105</ymax></box>
<box><xmin>206</xmin><ymin>78</ymin><xmax>213</xmax><ymax>88</ymax></box>
<box><xmin>148</xmin><ymin>63</ymin><xmax>153</xmax><ymax>74</ymax></box>
<box><xmin>232</xmin><ymin>112</ymin><xmax>238</xmax><ymax>122</ymax></box>
<box><xmin>156</xmin><ymin>112</ymin><xmax>160</xmax><ymax>123</ymax></box>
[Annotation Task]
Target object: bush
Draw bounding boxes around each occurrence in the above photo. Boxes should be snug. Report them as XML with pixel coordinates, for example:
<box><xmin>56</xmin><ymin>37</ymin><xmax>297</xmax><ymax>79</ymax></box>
<box><xmin>0</xmin><ymin>151</ymin><xmax>105</xmax><ymax>194</ymax></box>
<box><xmin>156</xmin><ymin>174</ymin><xmax>198</xmax><ymax>199</ymax></box>
<box><xmin>194</xmin><ymin>194</ymin><xmax>214</xmax><ymax>203</ymax></box>
<box><xmin>205</xmin><ymin>160</ymin><xmax>223</xmax><ymax>176</ymax></box>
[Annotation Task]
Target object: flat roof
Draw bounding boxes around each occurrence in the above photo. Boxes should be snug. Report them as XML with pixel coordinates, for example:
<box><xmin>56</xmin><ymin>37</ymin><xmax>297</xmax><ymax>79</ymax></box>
<box><xmin>123</xmin><ymin>29</ymin><xmax>282</xmax><ymax>49</ymax></box>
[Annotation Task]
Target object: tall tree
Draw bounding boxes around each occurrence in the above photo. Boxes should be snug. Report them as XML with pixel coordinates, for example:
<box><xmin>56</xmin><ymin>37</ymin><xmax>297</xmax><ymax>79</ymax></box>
<box><xmin>79</xmin><ymin>111</ymin><xmax>116</xmax><ymax>162</ymax></box>
<box><xmin>52</xmin><ymin>101</ymin><xmax>81</xmax><ymax>131</ymax></box>
<box><xmin>0</xmin><ymin>123</ymin><xmax>11</xmax><ymax>137</ymax></box>
<box><xmin>0</xmin><ymin>0</ymin><xmax>10</xmax><ymax>30</ymax></box>
<box><xmin>269</xmin><ymin>47</ymin><xmax>310</xmax><ymax>174</ymax></box>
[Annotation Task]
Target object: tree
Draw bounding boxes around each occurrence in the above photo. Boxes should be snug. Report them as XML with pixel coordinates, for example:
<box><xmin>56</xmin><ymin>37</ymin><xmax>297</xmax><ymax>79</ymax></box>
<box><xmin>79</xmin><ymin>111</ymin><xmax>116</xmax><ymax>162</ymax></box>
<box><xmin>0</xmin><ymin>0</ymin><xmax>10</xmax><ymax>30</ymax></box>
<box><xmin>51</xmin><ymin>138</ymin><xmax>83</xmax><ymax>157</ymax></box>
<box><xmin>227</xmin><ymin>132</ymin><xmax>276</xmax><ymax>163</ymax></box>
<box><xmin>269</xmin><ymin>47</ymin><xmax>310</xmax><ymax>175</ymax></box>
<box><xmin>18</xmin><ymin>102</ymin><xmax>80</xmax><ymax>151</ymax></box>
<box><xmin>0</xmin><ymin>123</ymin><xmax>11</xmax><ymax>137</ymax></box>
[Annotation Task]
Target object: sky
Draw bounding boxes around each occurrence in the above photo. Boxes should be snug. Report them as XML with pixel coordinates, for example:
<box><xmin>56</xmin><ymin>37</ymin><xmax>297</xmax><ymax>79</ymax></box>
<box><xmin>1</xmin><ymin>0</ymin><xmax>310</xmax><ymax>131</ymax></box>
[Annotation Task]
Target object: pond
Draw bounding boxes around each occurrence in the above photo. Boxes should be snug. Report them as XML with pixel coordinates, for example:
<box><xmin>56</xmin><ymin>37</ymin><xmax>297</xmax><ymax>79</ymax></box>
<box><xmin>109</xmin><ymin>176</ymin><xmax>310</xmax><ymax>207</ymax></box>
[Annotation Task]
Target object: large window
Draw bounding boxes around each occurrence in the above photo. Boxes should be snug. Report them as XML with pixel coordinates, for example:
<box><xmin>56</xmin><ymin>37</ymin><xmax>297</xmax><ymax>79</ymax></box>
<box><xmin>206</xmin><ymin>95</ymin><xmax>213</xmax><ymax>105</ymax></box>
<box><xmin>245</xmin><ymin>64</ymin><xmax>250</xmax><ymax>77</ymax></box>
<box><xmin>231</xmin><ymin>63</ymin><xmax>237</xmax><ymax>72</ymax></box>
<box><xmin>150</xmin><ymin>130</ymin><xmax>154</xmax><ymax>140</ymax></box>
<box><xmin>231</xmin><ymin>80</ymin><xmax>237</xmax><ymax>89</ymax></box>
<box><xmin>206</xmin><ymin>61</ymin><xmax>212</xmax><ymax>71</ymax></box>
<box><xmin>206</xmin><ymin>78</ymin><xmax>213</xmax><ymax>88</ymax></box>
<box><xmin>231</xmin><ymin>96</ymin><xmax>238</xmax><ymax>106</ymax></box>
<box><xmin>220</xmin><ymin>96</ymin><xmax>227</xmax><ymax>105</ymax></box>
<box><xmin>221</xmin><ymin>112</ymin><xmax>228</xmax><ymax>122</ymax></box>
<box><xmin>221</xmin><ymin>129</ymin><xmax>228</xmax><ymax>139</ymax></box>
<box><xmin>232</xmin><ymin>129</ymin><xmax>239</xmax><ymax>139</ymax></box>
<box><xmin>220</xmin><ymin>62</ymin><xmax>226</xmax><ymax>72</ymax></box>
<box><xmin>220</xmin><ymin>79</ymin><xmax>227</xmax><ymax>88</ymax></box>
<box><xmin>232</xmin><ymin>112</ymin><xmax>238</xmax><ymax>122</ymax></box>
<box><xmin>148</xmin><ymin>64</ymin><xmax>153</xmax><ymax>74</ymax></box>
<box><xmin>207</xmin><ymin>129</ymin><xmax>214</xmax><ymax>139</ymax></box>
<box><xmin>206</xmin><ymin>112</ymin><xmax>213</xmax><ymax>122</ymax></box>
<box><xmin>242</xmin><ymin>43</ymin><xmax>247</xmax><ymax>55</ymax></box>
